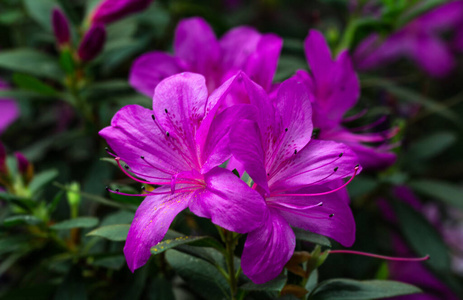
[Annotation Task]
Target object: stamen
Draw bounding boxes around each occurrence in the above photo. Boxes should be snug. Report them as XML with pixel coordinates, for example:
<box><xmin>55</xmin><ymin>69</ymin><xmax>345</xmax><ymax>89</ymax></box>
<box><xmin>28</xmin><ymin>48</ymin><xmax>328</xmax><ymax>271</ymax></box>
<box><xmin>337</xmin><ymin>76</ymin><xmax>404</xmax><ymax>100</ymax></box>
<box><xmin>105</xmin><ymin>147</ymin><xmax>117</xmax><ymax>157</ymax></box>
<box><xmin>342</xmin><ymin>108</ymin><xmax>368</xmax><ymax>123</ymax></box>
<box><xmin>105</xmin><ymin>185</ymin><xmax>200</xmax><ymax>197</ymax></box>
<box><xmin>350</xmin><ymin>115</ymin><xmax>387</xmax><ymax>132</ymax></box>
<box><xmin>270</xmin><ymin>165</ymin><xmax>359</xmax><ymax>197</ymax></box>
<box><xmin>328</xmin><ymin>250</ymin><xmax>430</xmax><ymax>262</ymax></box>
<box><xmin>115</xmin><ymin>157</ymin><xmax>174</xmax><ymax>185</ymax></box>
<box><xmin>266</xmin><ymin>200</ymin><xmax>323</xmax><ymax>210</ymax></box>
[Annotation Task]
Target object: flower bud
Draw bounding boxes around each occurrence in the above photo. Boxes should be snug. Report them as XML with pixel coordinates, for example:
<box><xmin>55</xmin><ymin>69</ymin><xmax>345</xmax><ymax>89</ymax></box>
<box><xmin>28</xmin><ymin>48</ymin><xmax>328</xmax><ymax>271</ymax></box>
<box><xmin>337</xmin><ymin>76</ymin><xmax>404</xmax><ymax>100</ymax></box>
<box><xmin>14</xmin><ymin>152</ymin><xmax>33</xmax><ymax>183</ymax></box>
<box><xmin>51</xmin><ymin>8</ymin><xmax>71</xmax><ymax>46</ymax></box>
<box><xmin>77</xmin><ymin>24</ymin><xmax>106</xmax><ymax>62</ymax></box>
<box><xmin>90</xmin><ymin>0</ymin><xmax>153</xmax><ymax>24</ymax></box>
<box><xmin>0</xmin><ymin>143</ymin><xmax>6</xmax><ymax>175</ymax></box>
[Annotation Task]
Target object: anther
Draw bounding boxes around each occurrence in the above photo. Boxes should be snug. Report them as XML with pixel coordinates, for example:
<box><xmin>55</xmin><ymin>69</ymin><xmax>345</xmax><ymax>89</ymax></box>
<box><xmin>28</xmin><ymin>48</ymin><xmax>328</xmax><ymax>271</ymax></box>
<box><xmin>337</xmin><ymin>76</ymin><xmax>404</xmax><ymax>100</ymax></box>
<box><xmin>166</xmin><ymin>132</ymin><xmax>170</xmax><ymax>137</ymax></box>
<box><xmin>339</xmin><ymin>153</ymin><xmax>343</xmax><ymax>157</ymax></box>
<box><xmin>115</xmin><ymin>189</ymin><xmax>119</xmax><ymax>192</ymax></box>
<box><xmin>294</xmin><ymin>150</ymin><xmax>297</xmax><ymax>154</ymax></box>
<box><xmin>124</xmin><ymin>165</ymin><xmax>129</xmax><ymax>170</ymax></box>
<box><xmin>329</xmin><ymin>213</ymin><xmax>334</xmax><ymax>218</ymax></box>
<box><xmin>355</xmin><ymin>164</ymin><xmax>359</xmax><ymax>169</ymax></box>
<box><xmin>105</xmin><ymin>147</ymin><xmax>108</xmax><ymax>151</ymax></box>
<box><xmin>165</xmin><ymin>109</ymin><xmax>168</xmax><ymax>113</ymax></box>
<box><xmin>151</xmin><ymin>115</ymin><xmax>155</xmax><ymax>120</ymax></box>
<box><xmin>140</xmin><ymin>156</ymin><xmax>145</xmax><ymax>160</ymax></box>
<box><xmin>105</xmin><ymin>186</ymin><xmax>109</xmax><ymax>191</ymax></box>
<box><xmin>141</xmin><ymin>186</ymin><xmax>145</xmax><ymax>190</ymax></box>
<box><xmin>285</xmin><ymin>128</ymin><xmax>288</xmax><ymax>132</ymax></box>
<box><xmin>334</xmin><ymin>167</ymin><xmax>338</xmax><ymax>172</ymax></box>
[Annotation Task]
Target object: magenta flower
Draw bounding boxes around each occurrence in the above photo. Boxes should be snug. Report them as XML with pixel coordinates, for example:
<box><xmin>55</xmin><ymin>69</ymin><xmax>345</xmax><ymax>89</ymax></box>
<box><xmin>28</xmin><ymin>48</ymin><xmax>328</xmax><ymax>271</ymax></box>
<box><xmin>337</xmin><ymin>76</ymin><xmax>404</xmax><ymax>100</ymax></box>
<box><xmin>228</xmin><ymin>74</ymin><xmax>360</xmax><ymax>283</ymax></box>
<box><xmin>129</xmin><ymin>17</ymin><xmax>282</xmax><ymax>96</ymax></box>
<box><xmin>0</xmin><ymin>80</ymin><xmax>19</xmax><ymax>135</ymax></box>
<box><xmin>51</xmin><ymin>8</ymin><xmax>71</xmax><ymax>46</ymax></box>
<box><xmin>99</xmin><ymin>73</ymin><xmax>266</xmax><ymax>272</ymax></box>
<box><xmin>77</xmin><ymin>23</ymin><xmax>106</xmax><ymax>62</ymax></box>
<box><xmin>296</xmin><ymin>30</ymin><xmax>396</xmax><ymax>170</ymax></box>
<box><xmin>354</xmin><ymin>1</ymin><xmax>463</xmax><ymax>77</ymax></box>
<box><xmin>90</xmin><ymin>0</ymin><xmax>153</xmax><ymax>25</ymax></box>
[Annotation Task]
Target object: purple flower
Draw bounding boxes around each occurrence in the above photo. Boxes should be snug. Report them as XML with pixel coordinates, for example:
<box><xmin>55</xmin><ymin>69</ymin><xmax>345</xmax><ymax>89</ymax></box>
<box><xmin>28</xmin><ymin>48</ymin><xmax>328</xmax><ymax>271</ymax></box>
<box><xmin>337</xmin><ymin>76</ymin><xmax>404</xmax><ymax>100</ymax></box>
<box><xmin>0</xmin><ymin>142</ymin><xmax>6</xmax><ymax>175</ymax></box>
<box><xmin>90</xmin><ymin>0</ymin><xmax>153</xmax><ymax>25</ymax></box>
<box><xmin>77</xmin><ymin>23</ymin><xmax>106</xmax><ymax>62</ymax></box>
<box><xmin>296</xmin><ymin>30</ymin><xmax>396</xmax><ymax>170</ymax></box>
<box><xmin>354</xmin><ymin>1</ymin><xmax>463</xmax><ymax>77</ymax></box>
<box><xmin>51</xmin><ymin>8</ymin><xmax>71</xmax><ymax>46</ymax></box>
<box><xmin>129</xmin><ymin>17</ymin><xmax>282</xmax><ymax>96</ymax></box>
<box><xmin>99</xmin><ymin>73</ymin><xmax>266</xmax><ymax>272</ymax></box>
<box><xmin>228</xmin><ymin>74</ymin><xmax>360</xmax><ymax>283</ymax></box>
<box><xmin>0</xmin><ymin>80</ymin><xmax>19</xmax><ymax>135</ymax></box>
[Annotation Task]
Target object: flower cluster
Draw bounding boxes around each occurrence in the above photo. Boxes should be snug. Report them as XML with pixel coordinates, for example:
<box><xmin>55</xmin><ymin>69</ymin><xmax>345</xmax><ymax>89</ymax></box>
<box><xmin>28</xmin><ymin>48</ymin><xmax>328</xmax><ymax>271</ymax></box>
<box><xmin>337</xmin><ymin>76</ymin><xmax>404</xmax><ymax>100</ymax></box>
<box><xmin>97</xmin><ymin>17</ymin><xmax>401</xmax><ymax>284</ymax></box>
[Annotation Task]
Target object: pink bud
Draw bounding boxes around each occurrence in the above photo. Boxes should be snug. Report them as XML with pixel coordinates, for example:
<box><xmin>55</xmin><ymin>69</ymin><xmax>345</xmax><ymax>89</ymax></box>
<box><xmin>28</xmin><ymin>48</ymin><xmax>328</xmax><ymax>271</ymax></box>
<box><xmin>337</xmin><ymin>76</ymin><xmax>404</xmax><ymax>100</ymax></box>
<box><xmin>91</xmin><ymin>0</ymin><xmax>153</xmax><ymax>24</ymax></box>
<box><xmin>51</xmin><ymin>8</ymin><xmax>71</xmax><ymax>46</ymax></box>
<box><xmin>77</xmin><ymin>23</ymin><xmax>106</xmax><ymax>62</ymax></box>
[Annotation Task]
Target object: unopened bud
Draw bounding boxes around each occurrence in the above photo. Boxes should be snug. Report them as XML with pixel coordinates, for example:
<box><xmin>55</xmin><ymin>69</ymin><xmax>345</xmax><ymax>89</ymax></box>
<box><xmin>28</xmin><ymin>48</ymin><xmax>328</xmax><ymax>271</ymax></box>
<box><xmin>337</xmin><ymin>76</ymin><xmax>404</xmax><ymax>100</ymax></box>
<box><xmin>90</xmin><ymin>0</ymin><xmax>153</xmax><ymax>24</ymax></box>
<box><xmin>77</xmin><ymin>24</ymin><xmax>106</xmax><ymax>62</ymax></box>
<box><xmin>51</xmin><ymin>8</ymin><xmax>71</xmax><ymax>46</ymax></box>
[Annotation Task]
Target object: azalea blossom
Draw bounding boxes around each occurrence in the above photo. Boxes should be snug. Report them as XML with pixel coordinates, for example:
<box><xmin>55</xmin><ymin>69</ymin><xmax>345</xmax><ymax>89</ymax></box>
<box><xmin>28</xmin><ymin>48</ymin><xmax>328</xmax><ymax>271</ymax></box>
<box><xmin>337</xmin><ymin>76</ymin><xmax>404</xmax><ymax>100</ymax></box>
<box><xmin>100</xmin><ymin>73</ymin><xmax>266</xmax><ymax>272</ymax></box>
<box><xmin>0</xmin><ymin>80</ymin><xmax>19</xmax><ymax>135</ymax></box>
<box><xmin>354</xmin><ymin>1</ymin><xmax>463</xmax><ymax>77</ymax></box>
<box><xmin>228</xmin><ymin>74</ymin><xmax>360</xmax><ymax>283</ymax></box>
<box><xmin>296</xmin><ymin>30</ymin><xmax>396</xmax><ymax>170</ymax></box>
<box><xmin>129</xmin><ymin>16</ymin><xmax>282</xmax><ymax>96</ymax></box>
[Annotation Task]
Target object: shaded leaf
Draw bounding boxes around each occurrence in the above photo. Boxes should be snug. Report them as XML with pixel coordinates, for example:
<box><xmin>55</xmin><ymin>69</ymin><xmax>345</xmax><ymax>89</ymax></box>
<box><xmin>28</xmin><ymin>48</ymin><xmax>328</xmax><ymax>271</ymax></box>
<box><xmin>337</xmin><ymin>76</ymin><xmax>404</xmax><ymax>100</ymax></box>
<box><xmin>3</xmin><ymin>215</ymin><xmax>42</xmax><ymax>227</ymax></box>
<box><xmin>28</xmin><ymin>169</ymin><xmax>59</xmax><ymax>193</ymax></box>
<box><xmin>393</xmin><ymin>200</ymin><xmax>451</xmax><ymax>272</ymax></box>
<box><xmin>309</xmin><ymin>279</ymin><xmax>421</xmax><ymax>300</ymax></box>
<box><xmin>13</xmin><ymin>74</ymin><xmax>59</xmax><ymax>96</ymax></box>
<box><xmin>240</xmin><ymin>274</ymin><xmax>287</xmax><ymax>292</ymax></box>
<box><xmin>165</xmin><ymin>249</ymin><xmax>228</xmax><ymax>300</ymax></box>
<box><xmin>0</xmin><ymin>49</ymin><xmax>64</xmax><ymax>81</ymax></box>
<box><xmin>151</xmin><ymin>235</ymin><xmax>223</xmax><ymax>255</ymax></box>
<box><xmin>406</xmin><ymin>132</ymin><xmax>456</xmax><ymax>160</ymax></box>
<box><xmin>23</xmin><ymin>0</ymin><xmax>57</xmax><ymax>31</ymax></box>
<box><xmin>293</xmin><ymin>227</ymin><xmax>331</xmax><ymax>247</ymax></box>
<box><xmin>409</xmin><ymin>180</ymin><xmax>463</xmax><ymax>210</ymax></box>
<box><xmin>51</xmin><ymin>217</ymin><xmax>99</xmax><ymax>230</ymax></box>
<box><xmin>87</xmin><ymin>224</ymin><xmax>130</xmax><ymax>241</ymax></box>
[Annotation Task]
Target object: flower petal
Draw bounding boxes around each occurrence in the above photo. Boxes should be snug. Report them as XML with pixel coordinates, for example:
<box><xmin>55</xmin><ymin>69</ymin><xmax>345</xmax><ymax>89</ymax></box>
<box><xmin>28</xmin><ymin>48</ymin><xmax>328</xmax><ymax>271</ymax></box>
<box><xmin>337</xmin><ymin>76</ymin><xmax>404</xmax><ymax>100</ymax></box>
<box><xmin>124</xmin><ymin>187</ymin><xmax>191</xmax><ymax>272</ymax></box>
<box><xmin>189</xmin><ymin>167</ymin><xmax>266</xmax><ymax>233</ymax></box>
<box><xmin>304</xmin><ymin>30</ymin><xmax>335</xmax><ymax>82</ymax></box>
<box><xmin>229</xmin><ymin>119</ymin><xmax>269</xmax><ymax>193</ymax></box>
<box><xmin>200</xmin><ymin>104</ymin><xmax>259</xmax><ymax>174</ymax></box>
<box><xmin>99</xmin><ymin>104</ymin><xmax>190</xmax><ymax>180</ymax></box>
<box><xmin>129</xmin><ymin>52</ymin><xmax>186</xmax><ymax>97</ymax></box>
<box><xmin>0</xmin><ymin>99</ymin><xmax>19</xmax><ymax>134</ymax></box>
<box><xmin>266</xmin><ymin>77</ymin><xmax>313</xmax><ymax>174</ymax></box>
<box><xmin>411</xmin><ymin>34</ymin><xmax>455</xmax><ymax>78</ymax></box>
<box><xmin>152</xmin><ymin>72</ymin><xmax>209</xmax><ymax>168</ymax></box>
<box><xmin>269</xmin><ymin>139</ymin><xmax>360</xmax><ymax>192</ymax></box>
<box><xmin>270</xmin><ymin>184</ymin><xmax>356</xmax><ymax>247</ymax></box>
<box><xmin>174</xmin><ymin>17</ymin><xmax>221</xmax><ymax>90</ymax></box>
<box><xmin>241</xmin><ymin>208</ymin><xmax>295</xmax><ymax>284</ymax></box>
<box><xmin>346</xmin><ymin>142</ymin><xmax>396</xmax><ymax>171</ymax></box>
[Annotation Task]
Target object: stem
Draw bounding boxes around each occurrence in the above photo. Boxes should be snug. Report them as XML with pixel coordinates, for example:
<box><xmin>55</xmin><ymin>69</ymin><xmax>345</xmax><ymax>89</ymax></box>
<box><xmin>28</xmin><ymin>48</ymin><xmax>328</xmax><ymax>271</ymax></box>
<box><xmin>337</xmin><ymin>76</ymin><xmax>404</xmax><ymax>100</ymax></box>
<box><xmin>224</xmin><ymin>229</ymin><xmax>237</xmax><ymax>300</ymax></box>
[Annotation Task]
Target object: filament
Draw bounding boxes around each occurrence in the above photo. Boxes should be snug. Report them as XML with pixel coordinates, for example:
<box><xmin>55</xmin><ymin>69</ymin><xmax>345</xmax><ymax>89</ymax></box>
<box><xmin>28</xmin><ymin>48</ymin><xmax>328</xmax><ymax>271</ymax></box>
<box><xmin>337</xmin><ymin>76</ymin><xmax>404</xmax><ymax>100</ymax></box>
<box><xmin>328</xmin><ymin>250</ymin><xmax>430</xmax><ymax>262</ymax></box>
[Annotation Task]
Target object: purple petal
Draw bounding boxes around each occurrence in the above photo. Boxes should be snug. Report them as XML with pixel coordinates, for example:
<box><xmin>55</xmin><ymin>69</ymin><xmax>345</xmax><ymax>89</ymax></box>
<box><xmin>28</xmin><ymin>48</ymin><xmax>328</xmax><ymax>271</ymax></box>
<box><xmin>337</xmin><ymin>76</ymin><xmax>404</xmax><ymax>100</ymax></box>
<box><xmin>91</xmin><ymin>0</ymin><xmax>153</xmax><ymax>24</ymax></box>
<box><xmin>174</xmin><ymin>17</ymin><xmax>221</xmax><ymax>91</ymax></box>
<box><xmin>304</xmin><ymin>30</ymin><xmax>335</xmax><ymax>82</ymax></box>
<box><xmin>129</xmin><ymin>52</ymin><xmax>186</xmax><ymax>97</ymax></box>
<box><xmin>200</xmin><ymin>104</ymin><xmax>259</xmax><ymax>174</ymax></box>
<box><xmin>124</xmin><ymin>186</ymin><xmax>190</xmax><ymax>272</ymax></box>
<box><xmin>77</xmin><ymin>23</ymin><xmax>106</xmax><ymax>62</ymax></box>
<box><xmin>241</xmin><ymin>208</ymin><xmax>295</xmax><ymax>284</ymax></box>
<box><xmin>189</xmin><ymin>167</ymin><xmax>266</xmax><ymax>233</ymax></box>
<box><xmin>270</xmin><ymin>183</ymin><xmax>356</xmax><ymax>247</ymax></box>
<box><xmin>0</xmin><ymin>99</ymin><xmax>19</xmax><ymax>134</ymax></box>
<box><xmin>99</xmin><ymin>104</ymin><xmax>190</xmax><ymax>180</ymax></box>
<box><xmin>266</xmin><ymin>77</ymin><xmax>313</xmax><ymax>173</ymax></box>
<box><xmin>52</xmin><ymin>8</ymin><xmax>71</xmax><ymax>45</ymax></box>
<box><xmin>345</xmin><ymin>142</ymin><xmax>396</xmax><ymax>171</ymax></box>
<box><xmin>229</xmin><ymin>119</ymin><xmax>269</xmax><ymax>193</ymax></box>
<box><xmin>152</xmin><ymin>72</ymin><xmax>208</xmax><ymax>169</ymax></box>
<box><xmin>220</xmin><ymin>27</ymin><xmax>282</xmax><ymax>91</ymax></box>
<box><xmin>415</xmin><ymin>1</ymin><xmax>463</xmax><ymax>32</ymax></box>
<box><xmin>411</xmin><ymin>34</ymin><xmax>455</xmax><ymax>77</ymax></box>
<box><xmin>269</xmin><ymin>140</ymin><xmax>360</xmax><ymax>192</ymax></box>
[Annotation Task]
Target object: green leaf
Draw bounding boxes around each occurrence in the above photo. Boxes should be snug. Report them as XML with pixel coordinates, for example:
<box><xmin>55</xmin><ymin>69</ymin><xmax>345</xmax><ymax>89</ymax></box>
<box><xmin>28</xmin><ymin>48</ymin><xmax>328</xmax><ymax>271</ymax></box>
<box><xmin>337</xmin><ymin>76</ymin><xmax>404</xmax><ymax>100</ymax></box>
<box><xmin>274</xmin><ymin>55</ymin><xmax>307</xmax><ymax>82</ymax></box>
<box><xmin>53</xmin><ymin>267</ymin><xmax>88</xmax><ymax>300</ymax></box>
<box><xmin>305</xmin><ymin>270</ymin><xmax>319</xmax><ymax>293</ymax></box>
<box><xmin>0</xmin><ymin>49</ymin><xmax>64</xmax><ymax>81</ymax></box>
<box><xmin>165</xmin><ymin>249</ymin><xmax>229</xmax><ymax>300</ymax></box>
<box><xmin>0</xmin><ymin>236</ymin><xmax>30</xmax><ymax>255</ymax></box>
<box><xmin>28</xmin><ymin>169</ymin><xmax>59</xmax><ymax>193</ymax></box>
<box><xmin>393</xmin><ymin>200</ymin><xmax>451</xmax><ymax>272</ymax></box>
<box><xmin>293</xmin><ymin>227</ymin><xmax>331</xmax><ymax>247</ymax></box>
<box><xmin>409</xmin><ymin>180</ymin><xmax>463</xmax><ymax>210</ymax></box>
<box><xmin>13</xmin><ymin>74</ymin><xmax>59</xmax><ymax>96</ymax></box>
<box><xmin>87</xmin><ymin>224</ymin><xmax>130</xmax><ymax>241</ymax></box>
<box><xmin>51</xmin><ymin>217</ymin><xmax>99</xmax><ymax>230</ymax></box>
<box><xmin>151</xmin><ymin>235</ymin><xmax>223</xmax><ymax>255</ymax></box>
<box><xmin>23</xmin><ymin>0</ymin><xmax>57</xmax><ymax>32</ymax></box>
<box><xmin>3</xmin><ymin>215</ymin><xmax>42</xmax><ymax>227</ymax></box>
<box><xmin>240</xmin><ymin>274</ymin><xmax>287</xmax><ymax>292</ymax></box>
<box><xmin>362</xmin><ymin>78</ymin><xmax>462</xmax><ymax>126</ymax></box>
<box><xmin>406</xmin><ymin>132</ymin><xmax>456</xmax><ymax>160</ymax></box>
<box><xmin>90</xmin><ymin>254</ymin><xmax>125</xmax><ymax>270</ymax></box>
<box><xmin>308</xmin><ymin>279</ymin><xmax>421</xmax><ymax>300</ymax></box>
